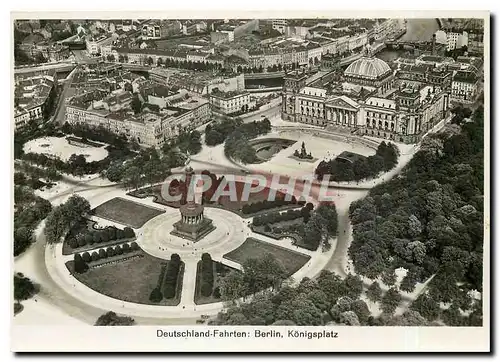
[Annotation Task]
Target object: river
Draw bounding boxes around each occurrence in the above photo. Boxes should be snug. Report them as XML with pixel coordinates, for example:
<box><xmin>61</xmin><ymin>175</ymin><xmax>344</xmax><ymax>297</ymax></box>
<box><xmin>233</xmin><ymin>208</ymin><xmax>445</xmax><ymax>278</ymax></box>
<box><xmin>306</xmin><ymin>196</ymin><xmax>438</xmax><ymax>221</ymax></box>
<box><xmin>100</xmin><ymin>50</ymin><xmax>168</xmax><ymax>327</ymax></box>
<box><xmin>376</xmin><ymin>18</ymin><xmax>441</xmax><ymax>63</ymax></box>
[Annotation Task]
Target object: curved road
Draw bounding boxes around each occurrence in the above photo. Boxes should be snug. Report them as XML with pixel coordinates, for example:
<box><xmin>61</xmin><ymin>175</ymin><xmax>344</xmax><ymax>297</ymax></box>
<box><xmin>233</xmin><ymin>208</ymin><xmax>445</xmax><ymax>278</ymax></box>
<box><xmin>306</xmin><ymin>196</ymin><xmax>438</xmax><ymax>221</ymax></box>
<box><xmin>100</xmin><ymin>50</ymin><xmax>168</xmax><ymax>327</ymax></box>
<box><xmin>16</xmin><ymin>179</ymin><xmax>199</xmax><ymax>325</ymax></box>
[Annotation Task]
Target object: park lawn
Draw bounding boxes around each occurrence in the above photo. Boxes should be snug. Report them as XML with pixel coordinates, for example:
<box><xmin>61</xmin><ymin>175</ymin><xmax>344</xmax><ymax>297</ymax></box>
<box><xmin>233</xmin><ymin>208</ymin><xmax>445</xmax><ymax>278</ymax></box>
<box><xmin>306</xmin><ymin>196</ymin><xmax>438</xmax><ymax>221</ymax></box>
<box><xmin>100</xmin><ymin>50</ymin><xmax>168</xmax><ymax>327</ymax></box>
<box><xmin>223</xmin><ymin>237</ymin><xmax>310</xmax><ymax>276</ymax></box>
<box><xmin>69</xmin><ymin>253</ymin><xmax>171</xmax><ymax>305</ymax></box>
<box><xmin>92</xmin><ymin>197</ymin><xmax>165</xmax><ymax>228</ymax></box>
<box><xmin>194</xmin><ymin>260</ymin><xmax>238</xmax><ymax>305</ymax></box>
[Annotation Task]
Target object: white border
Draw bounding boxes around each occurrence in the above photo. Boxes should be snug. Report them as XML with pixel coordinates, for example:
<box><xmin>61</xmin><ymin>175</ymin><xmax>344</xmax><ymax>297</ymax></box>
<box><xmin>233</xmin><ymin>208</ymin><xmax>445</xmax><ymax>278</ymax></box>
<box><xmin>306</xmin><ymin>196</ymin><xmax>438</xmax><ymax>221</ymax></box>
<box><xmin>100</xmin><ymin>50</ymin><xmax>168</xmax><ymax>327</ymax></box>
<box><xmin>3</xmin><ymin>2</ymin><xmax>494</xmax><ymax>356</ymax></box>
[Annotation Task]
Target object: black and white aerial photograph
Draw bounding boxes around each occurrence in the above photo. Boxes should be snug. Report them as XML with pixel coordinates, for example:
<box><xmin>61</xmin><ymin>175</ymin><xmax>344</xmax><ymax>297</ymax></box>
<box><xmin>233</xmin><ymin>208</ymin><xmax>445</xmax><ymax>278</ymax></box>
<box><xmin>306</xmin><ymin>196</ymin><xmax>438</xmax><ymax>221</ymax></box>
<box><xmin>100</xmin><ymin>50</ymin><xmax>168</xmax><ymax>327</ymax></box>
<box><xmin>10</xmin><ymin>10</ymin><xmax>490</xmax><ymax>353</ymax></box>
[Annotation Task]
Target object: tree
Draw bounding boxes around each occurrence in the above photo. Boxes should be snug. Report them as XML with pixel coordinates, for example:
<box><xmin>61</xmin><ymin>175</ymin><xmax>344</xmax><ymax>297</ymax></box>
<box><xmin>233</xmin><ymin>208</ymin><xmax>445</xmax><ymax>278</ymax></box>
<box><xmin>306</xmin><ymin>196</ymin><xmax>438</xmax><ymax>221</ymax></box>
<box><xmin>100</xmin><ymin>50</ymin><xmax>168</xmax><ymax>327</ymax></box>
<box><xmin>95</xmin><ymin>311</ymin><xmax>135</xmax><ymax>326</ymax></box>
<box><xmin>387</xmin><ymin>310</ymin><xmax>430</xmax><ymax>326</ymax></box>
<box><xmin>149</xmin><ymin>287</ymin><xmax>163</xmax><ymax>303</ymax></box>
<box><xmin>14</xmin><ymin>227</ymin><xmax>33</xmax><ymax>256</ymax></box>
<box><xmin>410</xmin><ymin>293</ymin><xmax>440</xmax><ymax>321</ymax></box>
<box><xmin>351</xmin><ymin>299</ymin><xmax>371</xmax><ymax>325</ymax></box>
<box><xmin>381</xmin><ymin>287</ymin><xmax>402</xmax><ymax>315</ymax></box>
<box><xmin>14</xmin><ymin>274</ymin><xmax>36</xmax><ymax>302</ymax></box>
<box><xmin>91</xmin><ymin>251</ymin><xmax>100</xmax><ymax>262</ymax></box>
<box><xmin>366</xmin><ymin>281</ymin><xmax>382</xmax><ymax>302</ymax></box>
<box><xmin>73</xmin><ymin>253</ymin><xmax>88</xmax><ymax>273</ymax></box>
<box><xmin>81</xmin><ymin>252</ymin><xmax>91</xmax><ymax>263</ymax></box>
<box><xmin>123</xmin><ymin>227</ymin><xmax>135</xmax><ymax>239</ymax></box>
<box><xmin>219</xmin><ymin>271</ymin><xmax>245</xmax><ymax>301</ymax></box>
<box><xmin>341</xmin><ymin>274</ymin><xmax>363</xmax><ymax>299</ymax></box>
<box><xmin>340</xmin><ymin>311</ymin><xmax>360</xmax><ymax>326</ymax></box>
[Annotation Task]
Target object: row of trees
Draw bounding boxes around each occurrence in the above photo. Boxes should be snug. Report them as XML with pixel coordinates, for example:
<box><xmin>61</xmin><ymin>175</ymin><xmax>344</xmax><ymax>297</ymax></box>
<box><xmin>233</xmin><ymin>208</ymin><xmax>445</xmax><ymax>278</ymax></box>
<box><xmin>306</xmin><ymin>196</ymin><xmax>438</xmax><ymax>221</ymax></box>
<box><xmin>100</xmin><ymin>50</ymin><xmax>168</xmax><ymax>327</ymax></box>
<box><xmin>44</xmin><ymin>195</ymin><xmax>91</xmax><ymax>244</ymax></box>
<box><xmin>347</xmin><ymin>106</ymin><xmax>484</xmax><ymax>324</ymax></box>
<box><xmin>200</xmin><ymin>253</ymin><xmax>215</xmax><ymax>297</ymax></box>
<box><xmin>14</xmin><ymin>186</ymin><xmax>52</xmax><ymax>256</ymax></box>
<box><xmin>73</xmin><ymin>242</ymin><xmax>141</xmax><ymax>273</ymax></box>
<box><xmin>315</xmin><ymin>141</ymin><xmax>399</xmax><ymax>182</ymax></box>
<box><xmin>61</xmin><ymin>123</ymin><xmax>130</xmax><ymax>150</ymax></box>
<box><xmin>22</xmin><ymin>151</ymin><xmax>106</xmax><ymax>177</ymax></box>
<box><xmin>66</xmin><ymin>226</ymin><xmax>136</xmax><ymax>250</ymax></box>
<box><xmin>109</xmin><ymin>53</ymin><xmax>225</xmax><ymax>73</ymax></box>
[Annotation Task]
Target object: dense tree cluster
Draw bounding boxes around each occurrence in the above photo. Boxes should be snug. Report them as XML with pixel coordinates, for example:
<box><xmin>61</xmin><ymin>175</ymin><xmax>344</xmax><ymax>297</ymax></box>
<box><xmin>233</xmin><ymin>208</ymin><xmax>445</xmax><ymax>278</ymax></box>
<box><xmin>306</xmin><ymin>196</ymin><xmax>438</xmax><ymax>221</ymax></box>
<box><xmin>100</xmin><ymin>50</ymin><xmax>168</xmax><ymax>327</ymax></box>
<box><xmin>44</xmin><ymin>195</ymin><xmax>91</xmax><ymax>244</ymax></box>
<box><xmin>200</xmin><ymin>253</ymin><xmax>215</xmax><ymax>297</ymax></box>
<box><xmin>224</xmin><ymin>119</ymin><xmax>272</xmax><ymax>164</ymax></box>
<box><xmin>219</xmin><ymin>254</ymin><xmax>287</xmax><ymax>302</ymax></box>
<box><xmin>14</xmin><ymin>273</ymin><xmax>37</xmax><ymax>302</ymax></box>
<box><xmin>315</xmin><ymin>142</ymin><xmax>399</xmax><ymax>182</ymax></box>
<box><xmin>348</xmin><ymin>106</ymin><xmax>484</xmax><ymax>325</ymax></box>
<box><xmin>215</xmin><ymin>270</ymin><xmax>405</xmax><ymax>326</ymax></box>
<box><xmin>162</xmin><ymin>254</ymin><xmax>182</xmax><ymax>299</ymax></box>
<box><xmin>15</xmin><ymin>163</ymin><xmax>62</xmax><ymax>186</ymax></box>
<box><xmin>204</xmin><ymin>117</ymin><xmax>271</xmax><ymax>163</ymax></box>
<box><xmin>300</xmin><ymin>202</ymin><xmax>338</xmax><ymax>251</ymax></box>
<box><xmin>204</xmin><ymin>119</ymin><xmax>240</xmax><ymax>146</ymax></box>
<box><xmin>94</xmin><ymin>311</ymin><xmax>135</xmax><ymax>326</ymax></box>
<box><xmin>14</xmin><ymin>186</ymin><xmax>52</xmax><ymax>256</ymax></box>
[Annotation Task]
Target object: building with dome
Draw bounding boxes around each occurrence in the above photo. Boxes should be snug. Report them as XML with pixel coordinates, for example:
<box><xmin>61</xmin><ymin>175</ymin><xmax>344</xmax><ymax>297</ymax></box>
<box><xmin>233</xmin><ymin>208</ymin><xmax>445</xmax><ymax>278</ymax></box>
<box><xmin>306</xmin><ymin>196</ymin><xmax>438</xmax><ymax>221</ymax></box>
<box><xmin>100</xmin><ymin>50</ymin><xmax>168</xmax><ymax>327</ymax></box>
<box><xmin>281</xmin><ymin>54</ymin><xmax>451</xmax><ymax>143</ymax></box>
<box><xmin>343</xmin><ymin>56</ymin><xmax>395</xmax><ymax>94</ymax></box>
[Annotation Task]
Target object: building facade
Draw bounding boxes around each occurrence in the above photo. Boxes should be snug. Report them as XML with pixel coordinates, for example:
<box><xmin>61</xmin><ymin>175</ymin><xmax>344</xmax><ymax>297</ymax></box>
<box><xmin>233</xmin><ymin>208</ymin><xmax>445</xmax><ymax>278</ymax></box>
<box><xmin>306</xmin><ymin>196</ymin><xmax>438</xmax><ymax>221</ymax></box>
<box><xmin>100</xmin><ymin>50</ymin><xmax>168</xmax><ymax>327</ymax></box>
<box><xmin>209</xmin><ymin>91</ymin><xmax>253</xmax><ymax>115</ymax></box>
<box><xmin>451</xmin><ymin>71</ymin><xmax>479</xmax><ymax>103</ymax></box>
<box><xmin>281</xmin><ymin>56</ymin><xmax>451</xmax><ymax>144</ymax></box>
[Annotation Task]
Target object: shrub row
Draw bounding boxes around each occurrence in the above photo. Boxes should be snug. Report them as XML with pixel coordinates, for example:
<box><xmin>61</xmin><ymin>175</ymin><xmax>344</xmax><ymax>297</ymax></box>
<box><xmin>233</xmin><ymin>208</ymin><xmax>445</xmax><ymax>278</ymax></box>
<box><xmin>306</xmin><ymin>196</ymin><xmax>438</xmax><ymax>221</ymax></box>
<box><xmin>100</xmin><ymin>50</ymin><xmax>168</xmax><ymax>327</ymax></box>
<box><xmin>73</xmin><ymin>242</ymin><xmax>140</xmax><ymax>273</ymax></box>
<box><xmin>241</xmin><ymin>197</ymin><xmax>306</xmax><ymax>215</ymax></box>
<box><xmin>149</xmin><ymin>264</ymin><xmax>168</xmax><ymax>303</ymax></box>
<box><xmin>252</xmin><ymin>206</ymin><xmax>312</xmax><ymax>227</ymax></box>
<box><xmin>67</xmin><ymin>226</ymin><xmax>135</xmax><ymax>249</ymax></box>
<box><xmin>162</xmin><ymin>254</ymin><xmax>182</xmax><ymax>299</ymax></box>
<box><xmin>200</xmin><ymin>253</ymin><xmax>214</xmax><ymax>297</ymax></box>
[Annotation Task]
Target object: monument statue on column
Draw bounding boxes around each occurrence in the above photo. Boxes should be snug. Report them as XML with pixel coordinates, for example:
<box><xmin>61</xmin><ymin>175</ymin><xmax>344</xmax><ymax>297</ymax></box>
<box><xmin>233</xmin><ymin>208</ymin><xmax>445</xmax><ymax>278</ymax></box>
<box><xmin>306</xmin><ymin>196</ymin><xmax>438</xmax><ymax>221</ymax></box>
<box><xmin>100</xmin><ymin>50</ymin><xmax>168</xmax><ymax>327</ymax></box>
<box><xmin>171</xmin><ymin>163</ymin><xmax>216</xmax><ymax>242</ymax></box>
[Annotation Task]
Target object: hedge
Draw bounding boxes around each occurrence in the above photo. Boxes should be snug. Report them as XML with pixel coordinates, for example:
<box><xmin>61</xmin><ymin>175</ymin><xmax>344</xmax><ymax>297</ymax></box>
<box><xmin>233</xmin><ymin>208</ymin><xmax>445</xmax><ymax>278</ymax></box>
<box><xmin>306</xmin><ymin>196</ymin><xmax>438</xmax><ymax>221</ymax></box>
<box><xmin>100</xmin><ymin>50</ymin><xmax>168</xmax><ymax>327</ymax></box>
<box><xmin>241</xmin><ymin>196</ymin><xmax>298</xmax><ymax>215</ymax></box>
<box><xmin>162</xmin><ymin>254</ymin><xmax>182</xmax><ymax>299</ymax></box>
<box><xmin>68</xmin><ymin>226</ymin><xmax>136</xmax><ymax>250</ymax></box>
<box><xmin>200</xmin><ymin>253</ymin><xmax>214</xmax><ymax>297</ymax></box>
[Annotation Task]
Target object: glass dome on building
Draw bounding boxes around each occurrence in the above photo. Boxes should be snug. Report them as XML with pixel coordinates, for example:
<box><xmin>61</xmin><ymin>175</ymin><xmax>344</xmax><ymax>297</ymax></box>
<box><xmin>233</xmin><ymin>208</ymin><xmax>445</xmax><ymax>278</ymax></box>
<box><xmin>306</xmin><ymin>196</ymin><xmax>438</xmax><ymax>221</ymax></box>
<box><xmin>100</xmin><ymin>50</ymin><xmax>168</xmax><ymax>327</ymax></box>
<box><xmin>344</xmin><ymin>57</ymin><xmax>392</xmax><ymax>80</ymax></box>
